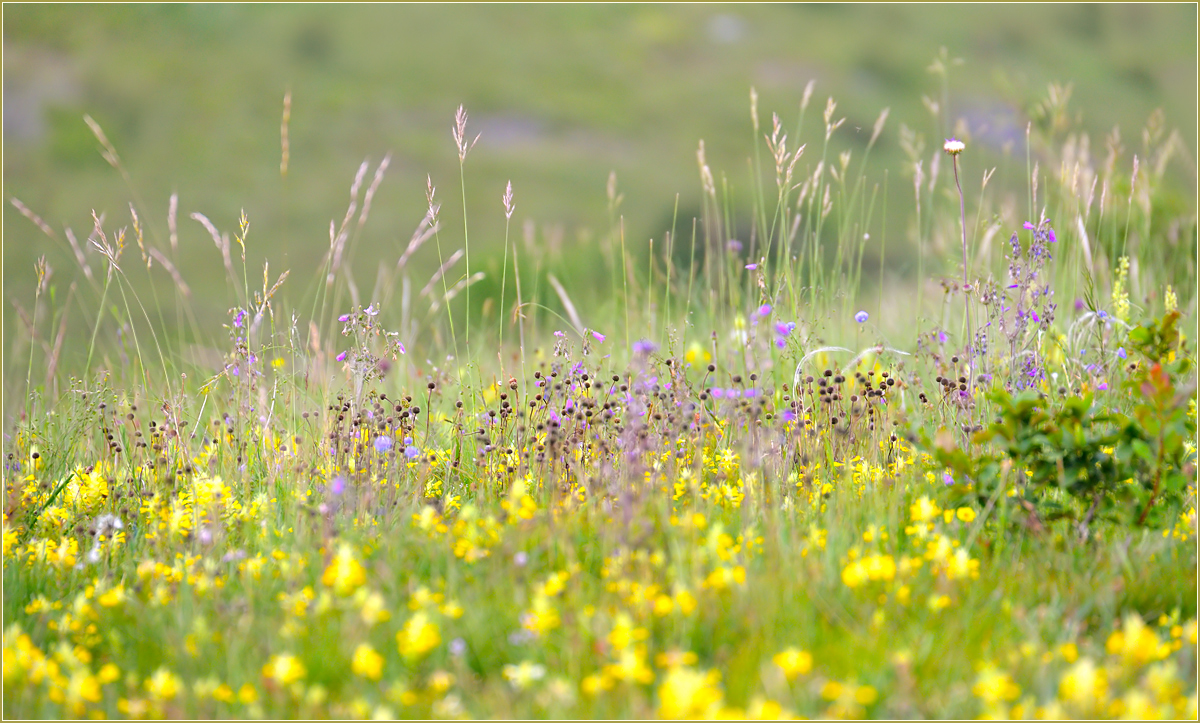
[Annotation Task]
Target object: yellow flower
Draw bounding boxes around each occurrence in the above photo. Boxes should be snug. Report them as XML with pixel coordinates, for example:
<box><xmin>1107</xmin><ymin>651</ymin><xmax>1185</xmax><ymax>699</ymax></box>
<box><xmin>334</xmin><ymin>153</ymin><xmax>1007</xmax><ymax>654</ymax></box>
<box><xmin>973</xmin><ymin>664</ymin><xmax>1021</xmax><ymax>704</ymax></box>
<box><xmin>772</xmin><ymin>648</ymin><xmax>813</xmax><ymax>681</ymax></box>
<box><xmin>1058</xmin><ymin>658</ymin><xmax>1106</xmax><ymax>712</ymax></box>
<box><xmin>956</xmin><ymin>507</ymin><xmax>976</xmax><ymax>523</ymax></box>
<box><xmin>262</xmin><ymin>653</ymin><xmax>307</xmax><ymax>685</ymax></box>
<box><xmin>397</xmin><ymin>612</ymin><xmax>441</xmax><ymax>661</ymax></box>
<box><xmin>145</xmin><ymin>667</ymin><xmax>182</xmax><ymax>700</ymax></box>
<box><xmin>321</xmin><ymin>542</ymin><xmax>367</xmax><ymax>596</ymax></box>
<box><xmin>352</xmin><ymin>643</ymin><xmax>384</xmax><ymax>681</ymax></box>
<box><xmin>657</xmin><ymin>666</ymin><xmax>724</xmax><ymax>719</ymax></box>
<box><xmin>98</xmin><ymin>585</ymin><xmax>126</xmax><ymax>608</ymax></box>
<box><xmin>1105</xmin><ymin>613</ymin><xmax>1170</xmax><ymax>669</ymax></box>
<box><xmin>910</xmin><ymin>496</ymin><xmax>941</xmax><ymax>523</ymax></box>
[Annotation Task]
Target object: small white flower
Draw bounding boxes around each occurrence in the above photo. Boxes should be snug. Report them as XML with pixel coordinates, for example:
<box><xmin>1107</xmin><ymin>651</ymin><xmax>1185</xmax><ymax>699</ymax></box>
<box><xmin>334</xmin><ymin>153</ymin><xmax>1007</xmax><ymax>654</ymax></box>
<box><xmin>943</xmin><ymin>137</ymin><xmax>965</xmax><ymax>155</ymax></box>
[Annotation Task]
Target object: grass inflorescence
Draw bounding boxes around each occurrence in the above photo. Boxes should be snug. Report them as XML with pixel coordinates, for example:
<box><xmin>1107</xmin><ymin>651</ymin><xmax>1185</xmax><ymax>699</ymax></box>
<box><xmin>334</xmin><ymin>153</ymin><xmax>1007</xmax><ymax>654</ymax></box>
<box><xmin>3</xmin><ymin>70</ymin><xmax>1197</xmax><ymax>720</ymax></box>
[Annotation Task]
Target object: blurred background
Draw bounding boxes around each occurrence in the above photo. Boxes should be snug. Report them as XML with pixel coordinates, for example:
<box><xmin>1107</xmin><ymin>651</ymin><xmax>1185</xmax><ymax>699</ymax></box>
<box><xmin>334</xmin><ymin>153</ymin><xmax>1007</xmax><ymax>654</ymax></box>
<box><xmin>4</xmin><ymin>4</ymin><xmax>1196</xmax><ymax>367</ymax></box>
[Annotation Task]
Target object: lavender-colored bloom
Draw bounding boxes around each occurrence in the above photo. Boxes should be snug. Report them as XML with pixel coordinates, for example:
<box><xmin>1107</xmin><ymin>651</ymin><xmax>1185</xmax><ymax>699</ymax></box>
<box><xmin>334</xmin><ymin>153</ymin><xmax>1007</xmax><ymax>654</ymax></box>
<box><xmin>1023</xmin><ymin>222</ymin><xmax>1035</xmax><ymax>230</ymax></box>
<box><xmin>404</xmin><ymin>445</ymin><xmax>420</xmax><ymax>459</ymax></box>
<box><xmin>330</xmin><ymin>476</ymin><xmax>346</xmax><ymax>496</ymax></box>
<box><xmin>775</xmin><ymin>338</ymin><xmax>787</xmax><ymax>349</ymax></box>
<box><xmin>633</xmin><ymin>339</ymin><xmax>658</xmax><ymax>355</ymax></box>
<box><xmin>782</xmin><ymin>410</ymin><xmax>797</xmax><ymax>423</ymax></box>
<box><xmin>554</xmin><ymin>330</ymin><xmax>566</xmax><ymax>338</ymax></box>
<box><xmin>756</xmin><ymin>303</ymin><xmax>772</xmax><ymax>318</ymax></box>
<box><xmin>1096</xmin><ymin>381</ymin><xmax>1109</xmax><ymax>391</ymax></box>
<box><xmin>233</xmin><ymin>309</ymin><xmax>246</xmax><ymax>328</ymax></box>
<box><xmin>855</xmin><ymin>310</ymin><xmax>869</xmax><ymax>323</ymax></box>
<box><xmin>592</xmin><ymin>331</ymin><xmax>606</xmax><ymax>342</ymax></box>
<box><xmin>727</xmin><ymin>239</ymin><xmax>743</xmax><ymax>253</ymax></box>
<box><xmin>775</xmin><ymin>321</ymin><xmax>796</xmax><ymax>336</ymax></box>
<box><xmin>943</xmin><ymin>473</ymin><xmax>955</xmax><ymax>486</ymax></box>
<box><xmin>1117</xmin><ymin>347</ymin><xmax>1127</xmax><ymax>359</ymax></box>
<box><xmin>711</xmin><ymin>388</ymin><xmax>725</xmax><ymax>399</ymax></box>
<box><xmin>336</xmin><ymin>351</ymin><xmax>347</xmax><ymax>362</ymax></box>
<box><xmin>937</xmin><ymin>330</ymin><xmax>947</xmax><ymax>344</ymax></box>
<box><xmin>449</xmin><ymin>638</ymin><xmax>467</xmax><ymax>657</ymax></box>
<box><xmin>338</xmin><ymin>313</ymin><xmax>351</xmax><ymax>323</ymax></box>
<box><xmin>513</xmin><ymin>551</ymin><xmax>528</xmax><ymax>567</ymax></box>
<box><xmin>745</xmin><ymin>263</ymin><xmax>758</xmax><ymax>270</ymax></box>
<box><xmin>374</xmin><ymin>435</ymin><xmax>394</xmax><ymax>454</ymax></box>
<box><xmin>1047</xmin><ymin>227</ymin><xmax>1057</xmax><ymax>243</ymax></box>
<box><xmin>1075</xmin><ymin>298</ymin><xmax>1085</xmax><ymax>312</ymax></box>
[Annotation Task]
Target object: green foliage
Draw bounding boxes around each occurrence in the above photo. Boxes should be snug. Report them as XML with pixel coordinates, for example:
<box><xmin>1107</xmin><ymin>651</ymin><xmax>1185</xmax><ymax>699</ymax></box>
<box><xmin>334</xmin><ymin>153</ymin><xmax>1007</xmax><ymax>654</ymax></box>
<box><xmin>930</xmin><ymin>310</ymin><xmax>1195</xmax><ymax>531</ymax></box>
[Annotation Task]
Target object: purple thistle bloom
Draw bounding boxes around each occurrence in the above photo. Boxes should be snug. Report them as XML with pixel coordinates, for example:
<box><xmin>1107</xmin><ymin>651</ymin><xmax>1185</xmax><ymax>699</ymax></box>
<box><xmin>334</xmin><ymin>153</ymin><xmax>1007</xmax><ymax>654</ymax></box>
<box><xmin>330</xmin><ymin>476</ymin><xmax>346</xmax><ymax>496</ymax></box>
<box><xmin>855</xmin><ymin>310</ymin><xmax>869</xmax><ymax>323</ymax></box>
<box><xmin>782</xmin><ymin>410</ymin><xmax>797</xmax><ymax>423</ymax></box>
<box><xmin>757</xmin><ymin>303</ymin><xmax>772</xmax><ymax>318</ymax></box>
<box><xmin>404</xmin><ymin>445</ymin><xmax>421</xmax><ymax>459</ymax></box>
<box><xmin>374</xmin><ymin>435</ymin><xmax>394</xmax><ymax>454</ymax></box>
<box><xmin>711</xmin><ymin>388</ymin><xmax>725</xmax><ymax>399</ymax></box>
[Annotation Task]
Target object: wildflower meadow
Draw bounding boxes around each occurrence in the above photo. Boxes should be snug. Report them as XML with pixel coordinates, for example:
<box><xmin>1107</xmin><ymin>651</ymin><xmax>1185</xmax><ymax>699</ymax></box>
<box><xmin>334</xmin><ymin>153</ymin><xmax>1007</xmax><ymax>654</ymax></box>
<box><xmin>4</xmin><ymin>40</ymin><xmax>1198</xmax><ymax>720</ymax></box>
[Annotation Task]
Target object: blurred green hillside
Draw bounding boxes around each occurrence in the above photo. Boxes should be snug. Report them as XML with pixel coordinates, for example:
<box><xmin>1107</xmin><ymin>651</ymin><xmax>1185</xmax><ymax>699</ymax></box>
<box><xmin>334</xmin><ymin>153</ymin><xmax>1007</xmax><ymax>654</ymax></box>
<box><xmin>4</xmin><ymin>4</ymin><xmax>1196</xmax><ymax>363</ymax></box>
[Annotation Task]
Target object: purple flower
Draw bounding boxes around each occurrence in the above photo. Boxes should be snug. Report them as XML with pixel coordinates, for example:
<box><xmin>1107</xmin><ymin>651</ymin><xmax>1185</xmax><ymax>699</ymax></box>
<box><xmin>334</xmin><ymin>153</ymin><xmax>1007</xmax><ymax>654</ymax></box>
<box><xmin>592</xmin><ymin>331</ymin><xmax>606</xmax><ymax>342</ymax></box>
<box><xmin>855</xmin><ymin>310</ymin><xmax>869</xmax><ymax>324</ymax></box>
<box><xmin>937</xmin><ymin>330</ymin><xmax>947</xmax><ymax>344</ymax></box>
<box><xmin>711</xmin><ymin>388</ymin><xmax>725</xmax><ymax>399</ymax></box>
<box><xmin>1048</xmin><ymin>228</ymin><xmax>1057</xmax><ymax>243</ymax></box>
<box><xmin>745</xmin><ymin>263</ymin><xmax>758</xmax><ymax>270</ymax></box>
<box><xmin>943</xmin><ymin>473</ymin><xmax>955</xmax><ymax>486</ymax></box>
<box><xmin>330</xmin><ymin>476</ymin><xmax>346</xmax><ymax>496</ymax></box>
<box><xmin>782</xmin><ymin>410</ymin><xmax>797</xmax><ymax>423</ymax></box>
<box><xmin>1023</xmin><ymin>222</ymin><xmax>1035</xmax><ymax>230</ymax></box>
<box><xmin>1096</xmin><ymin>381</ymin><xmax>1109</xmax><ymax>391</ymax></box>
<box><xmin>233</xmin><ymin>309</ymin><xmax>246</xmax><ymax>328</ymax></box>
<box><xmin>374</xmin><ymin>435</ymin><xmax>394</xmax><ymax>454</ymax></box>
<box><xmin>449</xmin><ymin>638</ymin><xmax>467</xmax><ymax>657</ymax></box>
<box><xmin>1117</xmin><ymin>347</ymin><xmax>1127</xmax><ymax>359</ymax></box>
<box><xmin>513</xmin><ymin>551</ymin><xmax>528</xmax><ymax>567</ymax></box>
<box><xmin>756</xmin><ymin>303</ymin><xmax>772</xmax><ymax>318</ymax></box>
<box><xmin>336</xmin><ymin>351</ymin><xmax>347</xmax><ymax>362</ymax></box>
<box><xmin>633</xmin><ymin>339</ymin><xmax>658</xmax><ymax>355</ymax></box>
<box><xmin>554</xmin><ymin>330</ymin><xmax>566</xmax><ymax>338</ymax></box>
<box><xmin>338</xmin><ymin>313</ymin><xmax>351</xmax><ymax>323</ymax></box>
<box><xmin>775</xmin><ymin>321</ymin><xmax>796</xmax><ymax>336</ymax></box>
<box><xmin>405</xmin><ymin>445</ymin><xmax>420</xmax><ymax>459</ymax></box>
<box><xmin>1074</xmin><ymin>298</ymin><xmax>1085</xmax><ymax>312</ymax></box>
